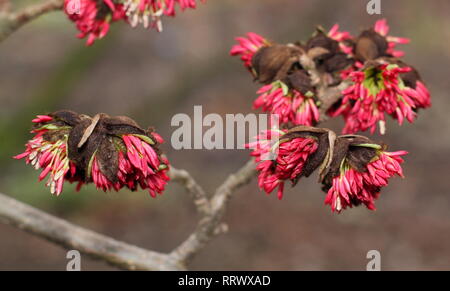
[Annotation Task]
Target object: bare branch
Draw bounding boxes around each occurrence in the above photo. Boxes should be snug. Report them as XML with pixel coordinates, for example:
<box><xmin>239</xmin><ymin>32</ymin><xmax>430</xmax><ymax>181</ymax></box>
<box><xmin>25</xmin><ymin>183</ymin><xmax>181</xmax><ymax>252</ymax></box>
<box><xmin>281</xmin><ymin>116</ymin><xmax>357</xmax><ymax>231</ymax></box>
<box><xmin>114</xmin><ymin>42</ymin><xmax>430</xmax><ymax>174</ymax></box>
<box><xmin>0</xmin><ymin>0</ymin><xmax>64</xmax><ymax>43</ymax></box>
<box><xmin>170</xmin><ymin>160</ymin><xmax>256</xmax><ymax>263</ymax></box>
<box><xmin>0</xmin><ymin>192</ymin><xmax>184</xmax><ymax>271</ymax></box>
<box><xmin>169</xmin><ymin>167</ymin><xmax>211</xmax><ymax>216</ymax></box>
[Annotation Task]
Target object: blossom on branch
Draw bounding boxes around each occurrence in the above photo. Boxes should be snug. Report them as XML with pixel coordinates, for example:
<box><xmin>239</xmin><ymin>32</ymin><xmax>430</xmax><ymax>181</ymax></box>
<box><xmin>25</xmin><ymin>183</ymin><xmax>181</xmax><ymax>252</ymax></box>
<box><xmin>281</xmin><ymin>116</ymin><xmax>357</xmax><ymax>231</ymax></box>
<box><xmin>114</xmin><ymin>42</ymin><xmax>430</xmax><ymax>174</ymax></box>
<box><xmin>321</xmin><ymin>136</ymin><xmax>407</xmax><ymax>212</ymax></box>
<box><xmin>247</xmin><ymin>128</ymin><xmax>407</xmax><ymax>213</ymax></box>
<box><xmin>247</xmin><ymin>126</ymin><xmax>333</xmax><ymax>200</ymax></box>
<box><xmin>230</xmin><ymin>32</ymin><xmax>270</xmax><ymax>74</ymax></box>
<box><xmin>64</xmin><ymin>0</ymin><xmax>205</xmax><ymax>45</ymax></box>
<box><xmin>373</xmin><ymin>19</ymin><xmax>410</xmax><ymax>58</ymax></box>
<box><xmin>254</xmin><ymin>80</ymin><xmax>319</xmax><ymax>126</ymax></box>
<box><xmin>354</xmin><ymin>19</ymin><xmax>409</xmax><ymax>62</ymax></box>
<box><xmin>327</xmin><ymin>24</ymin><xmax>353</xmax><ymax>55</ymax></box>
<box><xmin>329</xmin><ymin>62</ymin><xmax>431</xmax><ymax>134</ymax></box>
<box><xmin>231</xmin><ymin>35</ymin><xmax>324</xmax><ymax>126</ymax></box>
<box><xmin>123</xmin><ymin>0</ymin><xmax>205</xmax><ymax>31</ymax></box>
<box><xmin>64</xmin><ymin>0</ymin><xmax>126</xmax><ymax>46</ymax></box>
<box><xmin>14</xmin><ymin>111</ymin><xmax>170</xmax><ymax>197</ymax></box>
<box><xmin>13</xmin><ymin>115</ymin><xmax>73</xmax><ymax>195</ymax></box>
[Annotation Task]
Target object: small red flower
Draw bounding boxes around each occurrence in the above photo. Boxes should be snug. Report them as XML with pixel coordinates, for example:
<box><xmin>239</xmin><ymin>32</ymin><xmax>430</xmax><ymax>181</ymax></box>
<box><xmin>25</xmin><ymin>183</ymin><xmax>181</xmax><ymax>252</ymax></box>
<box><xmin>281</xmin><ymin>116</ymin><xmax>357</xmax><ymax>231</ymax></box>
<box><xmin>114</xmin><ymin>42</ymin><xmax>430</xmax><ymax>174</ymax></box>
<box><xmin>64</xmin><ymin>0</ymin><xmax>126</xmax><ymax>46</ymax></box>
<box><xmin>230</xmin><ymin>32</ymin><xmax>269</xmax><ymax>72</ymax></box>
<box><xmin>254</xmin><ymin>81</ymin><xmax>319</xmax><ymax>126</ymax></box>
<box><xmin>324</xmin><ymin>146</ymin><xmax>407</xmax><ymax>212</ymax></box>
<box><xmin>400</xmin><ymin>66</ymin><xmax>432</xmax><ymax>109</ymax></box>
<box><xmin>88</xmin><ymin>134</ymin><xmax>169</xmax><ymax>197</ymax></box>
<box><xmin>231</xmin><ymin>35</ymin><xmax>319</xmax><ymax>126</ymax></box>
<box><xmin>247</xmin><ymin>129</ymin><xmax>319</xmax><ymax>200</ymax></box>
<box><xmin>329</xmin><ymin>63</ymin><xmax>427</xmax><ymax>134</ymax></box>
<box><xmin>14</xmin><ymin>115</ymin><xmax>74</xmax><ymax>195</ymax></box>
<box><xmin>14</xmin><ymin>111</ymin><xmax>170</xmax><ymax>197</ymax></box>
<box><xmin>327</xmin><ymin>24</ymin><xmax>353</xmax><ymax>55</ymax></box>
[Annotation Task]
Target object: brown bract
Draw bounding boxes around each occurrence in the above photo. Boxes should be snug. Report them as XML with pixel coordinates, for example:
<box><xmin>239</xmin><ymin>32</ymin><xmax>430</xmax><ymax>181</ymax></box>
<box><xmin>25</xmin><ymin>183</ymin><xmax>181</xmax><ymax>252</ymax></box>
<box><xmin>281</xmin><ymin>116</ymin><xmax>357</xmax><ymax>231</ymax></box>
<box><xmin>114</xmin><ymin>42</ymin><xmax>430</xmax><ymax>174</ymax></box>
<box><xmin>276</xmin><ymin>126</ymin><xmax>382</xmax><ymax>192</ymax></box>
<box><xmin>251</xmin><ymin>43</ymin><xmax>318</xmax><ymax>98</ymax></box>
<box><xmin>392</xmin><ymin>59</ymin><xmax>424</xmax><ymax>90</ymax></box>
<box><xmin>320</xmin><ymin>135</ymin><xmax>380</xmax><ymax>190</ymax></box>
<box><xmin>354</xmin><ymin>29</ymin><xmax>389</xmax><ymax>62</ymax></box>
<box><xmin>306</xmin><ymin>29</ymin><xmax>353</xmax><ymax>75</ymax></box>
<box><xmin>249</xmin><ymin>29</ymin><xmax>355</xmax><ymax>98</ymax></box>
<box><xmin>252</xmin><ymin>44</ymin><xmax>304</xmax><ymax>83</ymax></box>
<box><xmin>280</xmin><ymin>126</ymin><xmax>335</xmax><ymax>183</ymax></box>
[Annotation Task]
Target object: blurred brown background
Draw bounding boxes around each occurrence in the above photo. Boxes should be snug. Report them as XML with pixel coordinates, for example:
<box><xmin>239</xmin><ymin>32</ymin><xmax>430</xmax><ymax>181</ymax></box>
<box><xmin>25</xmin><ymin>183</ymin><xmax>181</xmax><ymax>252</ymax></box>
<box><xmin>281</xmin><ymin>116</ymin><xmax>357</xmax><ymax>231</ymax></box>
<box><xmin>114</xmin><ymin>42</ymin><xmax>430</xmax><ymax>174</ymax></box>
<box><xmin>1</xmin><ymin>0</ymin><xmax>450</xmax><ymax>270</ymax></box>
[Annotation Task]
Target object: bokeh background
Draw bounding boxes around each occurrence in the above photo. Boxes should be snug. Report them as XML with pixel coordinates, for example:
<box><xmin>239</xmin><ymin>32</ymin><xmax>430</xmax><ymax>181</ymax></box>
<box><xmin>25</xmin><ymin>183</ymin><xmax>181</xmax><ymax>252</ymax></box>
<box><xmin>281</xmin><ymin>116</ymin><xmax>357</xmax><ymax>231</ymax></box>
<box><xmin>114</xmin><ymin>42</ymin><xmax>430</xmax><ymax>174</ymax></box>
<box><xmin>1</xmin><ymin>0</ymin><xmax>450</xmax><ymax>270</ymax></box>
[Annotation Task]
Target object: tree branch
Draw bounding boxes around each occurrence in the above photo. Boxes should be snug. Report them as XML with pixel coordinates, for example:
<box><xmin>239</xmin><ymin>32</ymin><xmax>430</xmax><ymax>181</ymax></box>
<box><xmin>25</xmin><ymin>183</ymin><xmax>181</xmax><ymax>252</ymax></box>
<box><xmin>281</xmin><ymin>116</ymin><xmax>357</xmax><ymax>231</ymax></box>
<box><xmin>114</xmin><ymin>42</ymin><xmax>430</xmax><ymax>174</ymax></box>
<box><xmin>0</xmin><ymin>0</ymin><xmax>64</xmax><ymax>43</ymax></box>
<box><xmin>0</xmin><ymin>192</ymin><xmax>184</xmax><ymax>271</ymax></box>
<box><xmin>169</xmin><ymin>167</ymin><xmax>211</xmax><ymax>217</ymax></box>
<box><xmin>0</xmin><ymin>162</ymin><xmax>256</xmax><ymax>270</ymax></box>
<box><xmin>317</xmin><ymin>80</ymin><xmax>350</xmax><ymax>122</ymax></box>
<box><xmin>170</xmin><ymin>160</ymin><xmax>256</xmax><ymax>264</ymax></box>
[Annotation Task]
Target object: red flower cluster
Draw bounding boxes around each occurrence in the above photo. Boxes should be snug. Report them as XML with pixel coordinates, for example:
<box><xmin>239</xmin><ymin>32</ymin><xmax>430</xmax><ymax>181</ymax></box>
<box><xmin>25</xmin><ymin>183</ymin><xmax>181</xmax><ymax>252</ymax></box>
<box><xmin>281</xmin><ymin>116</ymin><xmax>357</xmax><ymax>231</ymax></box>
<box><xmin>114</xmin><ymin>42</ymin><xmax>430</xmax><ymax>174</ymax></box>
<box><xmin>254</xmin><ymin>82</ymin><xmax>319</xmax><ymax>126</ymax></box>
<box><xmin>64</xmin><ymin>0</ymin><xmax>126</xmax><ymax>46</ymax></box>
<box><xmin>327</xmin><ymin>24</ymin><xmax>353</xmax><ymax>55</ymax></box>
<box><xmin>232</xmin><ymin>20</ymin><xmax>424</xmax><ymax>213</ymax></box>
<box><xmin>329</xmin><ymin>63</ymin><xmax>431</xmax><ymax>134</ymax></box>
<box><xmin>88</xmin><ymin>134</ymin><xmax>169</xmax><ymax>196</ymax></box>
<box><xmin>14</xmin><ymin>115</ymin><xmax>73</xmax><ymax>195</ymax></box>
<box><xmin>246</xmin><ymin>129</ymin><xmax>318</xmax><ymax>200</ymax></box>
<box><xmin>246</xmin><ymin>125</ymin><xmax>409</xmax><ymax>213</ymax></box>
<box><xmin>231</xmin><ymin>33</ymin><xmax>321</xmax><ymax>126</ymax></box>
<box><xmin>123</xmin><ymin>0</ymin><xmax>205</xmax><ymax>31</ymax></box>
<box><xmin>64</xmin><ymin>0</ymin><xmax>205</xmax><ymax>45</ymax></box>
<box><xmin>227</xmin><ymin>19</ymin><xmax>429</xmax><ymax>135</ymax></box>
<box><xmin>15</xmin><ymin>113</ymin><xmax>169</xmax><ymax>197</ymax></box>
<box><xmin>327</xmin><ymin>19</ymin><xmax>430</xmax><ymax>134</ymax></box>
<box><xmin>325</xmin><ymin>148</ymin><xmax>407</xmax><ymax>212</ymax></box>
